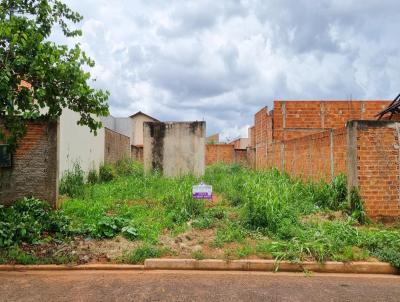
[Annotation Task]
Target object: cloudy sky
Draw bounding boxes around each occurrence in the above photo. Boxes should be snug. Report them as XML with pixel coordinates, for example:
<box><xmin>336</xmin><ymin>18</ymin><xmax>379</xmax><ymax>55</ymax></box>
<box><xmin>57</xmin><ymin>0</ymin><xmax>400</xmax><ymax>140</ymax></box>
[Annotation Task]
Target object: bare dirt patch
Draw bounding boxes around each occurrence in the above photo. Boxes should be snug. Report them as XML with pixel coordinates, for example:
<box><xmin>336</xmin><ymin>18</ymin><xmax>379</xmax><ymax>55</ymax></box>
<box><xmin>74</xmin><ymin>236</ymin><xmax>140</xmax><ymax>263</ymax></box>
<box><xmin>302</xmin><ymin>211</ymin><xmax>345</xmax><ymax>223</ymax></box>
<box><xmin>160</xmin><ymin>228</ymin><xmax>216</xmax><ymax>258</ymax></box>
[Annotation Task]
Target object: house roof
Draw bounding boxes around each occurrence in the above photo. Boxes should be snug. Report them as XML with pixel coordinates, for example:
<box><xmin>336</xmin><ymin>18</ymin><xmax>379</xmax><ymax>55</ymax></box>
<box><xmin>129</xmin><ymin>111</ymin><xmax>159</xmax><ymax>121</ymax></box>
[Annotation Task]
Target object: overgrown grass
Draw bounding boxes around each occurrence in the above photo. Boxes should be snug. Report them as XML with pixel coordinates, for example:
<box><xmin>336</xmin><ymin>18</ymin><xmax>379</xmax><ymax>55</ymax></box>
<box><xmin>204</xmin><ymin>164</ymin><xmax>400</xmax><ymax>267</ymax></box>
<box><xmin>61</xmin><ymin>160</ymin><xmax>205</xmax><ymax>243</ymax></box>
<box><xmin>2</xmin><ymin>162</ymin><xmax>399</xmax><ymax>268</ymax></box>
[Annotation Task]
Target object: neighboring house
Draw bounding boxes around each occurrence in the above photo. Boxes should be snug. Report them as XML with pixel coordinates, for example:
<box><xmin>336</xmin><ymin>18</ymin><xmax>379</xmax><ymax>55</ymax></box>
<box><xmin>102</xmin><ymin>111</ymin><xmax>158</xmax><ymax>146</ymax></box>
<box><xmin>229</xmin><ymin>137</ymin><xmax>250</xmax><ymax>149</ymax></box>
<box><xmin>59</xmin><ymin>109</ymin><xmax>130</xmax><ymax>178</ymax></box>
<box><xmin>130</xmin><ymin>111</ymin><xmax>159</xmax><ymax>146</ymax></box>
<box><xmin>101</xmin><ymin>111</ymin><xmax>159</xmax><ymax>163</ymax></box>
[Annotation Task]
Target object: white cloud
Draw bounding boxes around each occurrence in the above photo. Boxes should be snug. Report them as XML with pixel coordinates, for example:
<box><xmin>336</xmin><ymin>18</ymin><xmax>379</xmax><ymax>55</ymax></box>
<box><xmin>55</xmin><ymin>0</ymin><xmax>400</xmax><ymax>136</ymax></box>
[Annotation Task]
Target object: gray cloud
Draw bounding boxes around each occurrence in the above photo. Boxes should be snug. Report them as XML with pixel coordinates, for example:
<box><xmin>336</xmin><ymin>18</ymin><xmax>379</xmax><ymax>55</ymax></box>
<box><xmin>56</xmin><ymin>0</ymin><xmax>400</xmax><ymax>140</ymax></box>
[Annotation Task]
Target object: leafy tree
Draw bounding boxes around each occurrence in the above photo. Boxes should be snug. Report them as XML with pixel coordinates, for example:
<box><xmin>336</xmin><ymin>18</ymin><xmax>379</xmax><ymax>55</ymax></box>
<box><xmin>0</xmin><ymin>0</ymin><xmax>109</xmax><ymax>148</ymax></box>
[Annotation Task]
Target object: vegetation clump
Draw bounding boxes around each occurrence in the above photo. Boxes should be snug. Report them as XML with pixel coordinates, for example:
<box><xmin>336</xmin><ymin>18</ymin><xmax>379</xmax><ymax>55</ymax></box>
<box><xmin>2</xmin><ymin>163</ymin><xmax>399</xmax><ymax>268</ymax></box>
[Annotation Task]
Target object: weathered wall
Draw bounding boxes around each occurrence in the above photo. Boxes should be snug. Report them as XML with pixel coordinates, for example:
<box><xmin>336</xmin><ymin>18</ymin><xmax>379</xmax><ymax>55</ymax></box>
<box><xmin>104</xmin><ymin>128</ymin><xmax>131</xmax><ymax>164</ymax></box>
<box><xmin>0</xmin><ymin>120</ymin><xmax>58</xmax><ymax>206</ymax></box>
<box><xmin>131</xmin><ymin>145</ymin><xmax>144</xmax><ymax>163</ymax></box>
<box><xmin>132</xmin><ymin>114</ymin><xmax>158</xmax><ymax>146</ymax></box>
<box><xmin>205</xmin><ymin>144</ymin><xmax>235</xmax><ymax>165</ymax></box>
<box><xmin>59</xmin><ymin>108</ymin><xmax>105</xmax><ymax>176</ymax></box>
<box><xmin>144</xmin><ymin>122</ymin><xmax>206</xmax><ymax>177</ymax></box>
<box><xmin>347</xmin><ymin>121</ymin><xmax>400</xmax><ymax>219</ymax></box>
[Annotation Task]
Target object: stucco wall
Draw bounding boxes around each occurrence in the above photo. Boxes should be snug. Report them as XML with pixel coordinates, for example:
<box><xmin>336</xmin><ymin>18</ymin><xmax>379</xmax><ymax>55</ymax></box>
<box><xmin>132</xmin><ymin>115</ymin><xmax>157</xmax><ymax>146</ymax></box>
<box><xmin>143</xmin><ymin>122</ymin><xmax>206</xmax><ymax>177</ymax></box>
<box><xmin>59</xmin><ymin>108</ymin><xmax>105</xmax><ymax>176</ymax></box>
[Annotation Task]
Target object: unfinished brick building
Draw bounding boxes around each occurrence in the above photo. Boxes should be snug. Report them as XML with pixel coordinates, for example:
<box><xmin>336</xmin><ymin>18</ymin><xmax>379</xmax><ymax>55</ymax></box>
<box><xmin>249</xmin><ymin>100</ymin><xmax>400</xmax><ymax>220</ymax></box>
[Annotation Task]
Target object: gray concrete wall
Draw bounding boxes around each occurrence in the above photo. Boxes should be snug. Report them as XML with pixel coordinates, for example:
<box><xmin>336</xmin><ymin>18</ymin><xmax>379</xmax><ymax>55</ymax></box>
<box><xmin>143</xmin><ymin>122</ymin><xmax>206</xmax><ymax>177</ymax></box>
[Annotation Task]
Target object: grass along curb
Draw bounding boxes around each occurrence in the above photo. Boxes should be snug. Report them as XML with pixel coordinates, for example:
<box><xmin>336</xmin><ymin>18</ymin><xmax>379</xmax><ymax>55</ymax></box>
<box><xmin>0</xmin><ymin>264</ymin><xmax>145</xmax><ymax>271</ymax></box>
<box><xmin>0</xmin><ymin>260</ymin><xmax>397</xmax><ymax>274</ymax></box>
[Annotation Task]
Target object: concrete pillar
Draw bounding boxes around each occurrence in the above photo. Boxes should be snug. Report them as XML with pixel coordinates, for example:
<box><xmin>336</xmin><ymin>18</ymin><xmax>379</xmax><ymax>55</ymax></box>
<box><xmin>143</xmin><ymin>121</ymin><xmax>206</xmax><ymax>177</ymax></box>
<box><xmin>346</xmin><ymin>121</ymin><xmax>359</xmax><ymax>201</ymax></box>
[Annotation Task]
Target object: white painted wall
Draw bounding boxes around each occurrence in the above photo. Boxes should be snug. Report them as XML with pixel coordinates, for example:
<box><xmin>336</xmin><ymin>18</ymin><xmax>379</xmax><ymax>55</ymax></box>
<box><xmin>59</xmin><ymin>108</ymin><xmax>105</xmax><ymax>177</ymax></box>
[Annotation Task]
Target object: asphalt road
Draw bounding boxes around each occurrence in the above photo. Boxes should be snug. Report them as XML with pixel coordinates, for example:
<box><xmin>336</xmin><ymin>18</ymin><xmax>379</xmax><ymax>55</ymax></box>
<box><xmin>0</xmin><ymin>270</ymin><xmax>399</xmax><ymax>302</ymax></box>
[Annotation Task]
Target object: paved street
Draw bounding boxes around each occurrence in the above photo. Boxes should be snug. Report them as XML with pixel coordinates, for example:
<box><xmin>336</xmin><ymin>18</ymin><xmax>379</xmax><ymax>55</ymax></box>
<box><xmin>0</xmin><ymin>270</ymin><xmax>399</xmax><ymax>302</ymax></box>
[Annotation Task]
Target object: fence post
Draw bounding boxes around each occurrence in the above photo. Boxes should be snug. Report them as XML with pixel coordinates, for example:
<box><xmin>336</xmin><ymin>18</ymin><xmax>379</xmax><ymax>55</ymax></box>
<box><xmin>330</xmin><ymin>129</ymin><xmax>334</xmax><ymax>181</ymax></box>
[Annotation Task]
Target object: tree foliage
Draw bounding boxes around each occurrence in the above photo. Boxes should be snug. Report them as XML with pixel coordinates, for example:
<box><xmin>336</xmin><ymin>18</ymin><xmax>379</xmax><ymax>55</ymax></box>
<box><xmin>0</xmin><ymin>0</ymin><xmax>109</xmax><ymax>148</ymax></box>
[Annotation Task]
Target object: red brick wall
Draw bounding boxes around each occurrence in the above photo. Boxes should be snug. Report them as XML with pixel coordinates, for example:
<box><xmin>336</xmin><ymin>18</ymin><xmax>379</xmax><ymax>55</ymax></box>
<box><xmin>258</xmin><ymin>128</ymin><xmax>347</xmax><ymax>182</ymax></box>
<box><xmin>254</xmin><ymin>107</ymin><xmax>273</xmax><ymax>146</ymax></box>
<box><xmin>205</xmin><ymin>144</ymin><xmax>234</xmax><ymax>165</ymax></box>
<box><xmin>104</xmin><ymin>128</ymin><xmax>131</xmax><ymax>164</ymax></box>
<box><xmin>0</xmin><ymin>120</ymin><xmax>58</xmax><ymax>206</ymax></box>
<box><xmin>348</xmin><ymin>121</ymin><xmax>400</xmax><ymax>218</ymax></box>
<box><xmin>247</xmin><ymin>147</ymin><xmax>256</xmax><ymax>169</ymax></box>
<box><xmin>234</xmin><ymin>149</ymin><xmax>247</xmax><ymax>165</ymax></box>
<box><xmin>273</xmin><ymin>100</ymin><xmax>390</xmax><ymax>141</ymax></box>
<box><xmin>248</xmin><ymin>126</ymin><xmax>255</xmax><ymax>148</ymax></box>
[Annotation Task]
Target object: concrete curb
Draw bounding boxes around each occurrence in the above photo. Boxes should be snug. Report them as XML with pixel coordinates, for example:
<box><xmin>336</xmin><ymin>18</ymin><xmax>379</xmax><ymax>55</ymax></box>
<box><xmin>0</xmin><ymin>260</ymin><xmax>397</xmax><ymax>274</ymax></box>
<box><xmin>144</xmin><ymin>259</ymin><xmax>398</xmax><ymax>275</ymax></box>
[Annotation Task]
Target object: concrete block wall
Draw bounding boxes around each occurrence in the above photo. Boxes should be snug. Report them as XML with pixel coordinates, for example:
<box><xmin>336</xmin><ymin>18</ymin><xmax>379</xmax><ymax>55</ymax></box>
<box><xmin>104</xmin><ymin>128</ymin><xmax>131</xmax><ymax>164</ymax></box>
<box><xmin>144</xmin><ymin>122</ymin><xmax>206</xmax><ymax>177</ymax></box>
<box><xmin>347</xmin><ymin>121</ymin><xmax>400</xmax><ymax>219</ymax></box>
<box><xmin>0</xmin><ymin>120</ymin><xmax>58</xmax><ymax>207</ymax></box>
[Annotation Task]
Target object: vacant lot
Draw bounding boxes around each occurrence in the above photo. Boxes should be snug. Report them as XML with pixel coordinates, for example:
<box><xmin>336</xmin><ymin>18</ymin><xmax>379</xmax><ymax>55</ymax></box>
<box><xmin>1</xmin><ymin>162</ymin><xmax>399</xmax><ymax>269</ymax></box>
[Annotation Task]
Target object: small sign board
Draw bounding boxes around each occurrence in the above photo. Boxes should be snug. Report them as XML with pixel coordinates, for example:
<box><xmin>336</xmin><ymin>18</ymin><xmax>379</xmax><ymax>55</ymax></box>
<box><xmin>192</xmin><ymin>182</ymin><xmax>212</xmax><ymax>200</ymax></box>
<box><xmin>0</xmin><ymin>144</ymin><xmax>11</xmax><ymax>168</ymax></box>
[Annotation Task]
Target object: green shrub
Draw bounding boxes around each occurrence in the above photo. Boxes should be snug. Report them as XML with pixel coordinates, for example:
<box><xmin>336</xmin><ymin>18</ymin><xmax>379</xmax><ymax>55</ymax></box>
<box><xmin>374</xmin><ymin>248</ymin><xmax>400</xmax><ymax>268</ymax></box>
<box><xmin>213</xmin><ymin>222</ymin><xmax>246</xmax><ymax>247</ymax></box>
<box><xmin>99</xmin><ymin>164</ymin><xmax>116</xmax><ymax>182</ymax></box>
<box><xmin>59</xmin><ymin>162</ymin><xmax>85</xmax><ymax>197</ymax></box>
<box><xmin>0</xmin><ymin>198</ymin><xmax>72</xmax><ymax>248</ymax></box>
<box><xmin>192</xmin><ymin>216</ymin><xmax>214</xmax><ymax>229</ymax></box>
<box><xmin>86</xmin><ymin>215</ymin><xmax>138</xmax><ymax>240</ymax></box>
<box><xmin>349</xmin><ymin>188</ymin><xmax>367</xmax><ymax>224</ymax></box>
<box><xmin>115</xmin><ymin>158</ymin><xmax>143</xmax><ymax>177</ymax></box>
<box><xmin>163</xmin><ymin>194</ymin><xmax>205</xmax><ymax>224</ymax></box>
<box><xmin>122</xmin><ymin>244</ymin><xmax>162</xmax><ymax>264</ymax></box>
<box><xmin>1</xmin><ymin>247</ymin><xmax>40</xmax><ymax>265</ymax></box>
<box><xmin>87</xmin><ymin>169</ymin><xmax>98</xmax><ymax>184</ymax></box>
<box><xmin>192</xmin><ymin>250</ymin><xmax>205</xmax><ymax>260</ymax></box>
